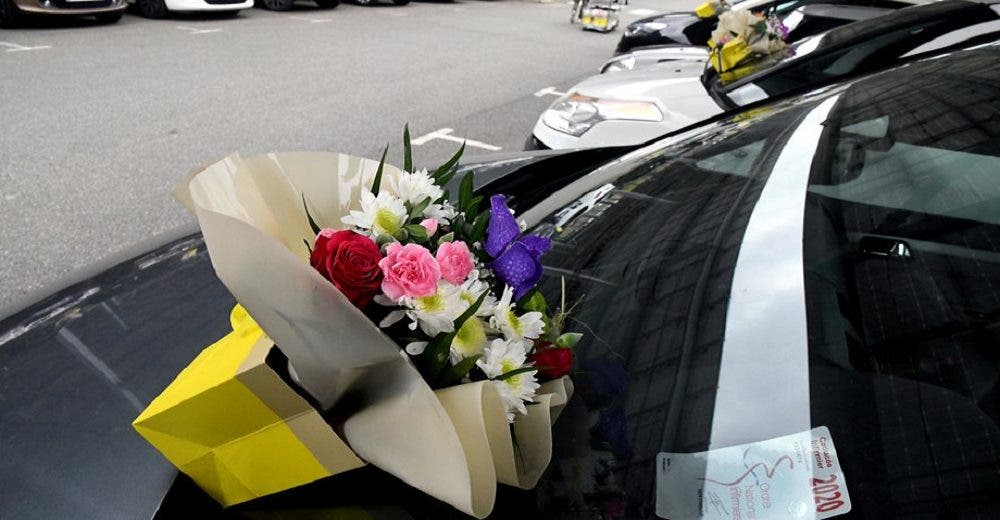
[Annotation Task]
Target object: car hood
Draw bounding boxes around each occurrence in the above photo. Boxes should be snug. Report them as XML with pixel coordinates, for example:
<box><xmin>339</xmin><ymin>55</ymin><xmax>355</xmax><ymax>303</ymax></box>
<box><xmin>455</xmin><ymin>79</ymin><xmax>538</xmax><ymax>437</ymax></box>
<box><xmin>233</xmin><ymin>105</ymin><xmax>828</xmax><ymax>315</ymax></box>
<box><xmin>573</xmin><ymin>61</ymin><xmax>716</xmax><ymax>114</ymax></box>
<box><xmin>0</xmin><ymin>147</ymin><xmax>629</xmax><ymax>519</ymax></box>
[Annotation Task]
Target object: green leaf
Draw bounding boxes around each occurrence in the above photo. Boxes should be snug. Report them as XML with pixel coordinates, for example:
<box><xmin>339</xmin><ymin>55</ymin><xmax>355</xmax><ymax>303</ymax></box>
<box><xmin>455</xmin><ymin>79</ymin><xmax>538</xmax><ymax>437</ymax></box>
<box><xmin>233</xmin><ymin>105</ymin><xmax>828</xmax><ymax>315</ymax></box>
<box><xmin>458</xmin><ymin>172</ymin><xmax>474</xmax><ymax>215</ymax></box>
<box><xmin>404</xmin><ymin>223</ymin><xmax>428</xmax><ymax>242</ymax></box>
<box><xmin>469</xmin><ymin>209</ymin><xmax>490</xmax><ymax>243</ymax></box>
<box><xmin>372</xmin><ymin>144</ymin><xmax>389</xmax><ymax>196</ymax></box>
<box><xmin>420</xmin><ymin>331</ymin><xmax>458</xmax><ymax>383</ymax></box>
<box><xmin>375</xmin><ymin>234</ymin><xmax>395</xmax><ymax>247</ymax></box>
<box><xmin>436</xmin><ymin>231</ymin><xmax>455</xmax><ymax>245</ymax></box>
<box><xmin>518</xmin><ymin>290</ymin><xmax>548</xmax><ymax>314</ymax></box>
<box><xmin>408</xmin><ymin>196</ymin><xmax>432</xmax><ymax>221</ymax></box>
<box><xmin>403</xmin><ymin>124</ymin><xmax>413</xmax><ymax>173</ymax></box>
<box><xmin>466</xmin><ymin>195</ymin><xmax>483</xmax><ymax>216</ymax></box>
<box><xmin>496</xmin><ymin>366</ymin><xmax>538</xmax><ymax>381</ymax></box>
<box><xmin>302</xmin><ymin>194</ymin><xmax>322</xmax><ymax>236</ymax></box>
<box><xmin>556</xmin><ymin>332</ymin><xmax>584</xmax><ymax>348</ymax></box>
<box><xmin>432</xmin><ymin>142</ymin><xmax>466</xmax><ymax>183</ymax></box>
<box><xmin>438</xmin><ymin>354</ymin><xmax>481</xmax><ymax>387</ymax></box>
<box><xmin>437</xmin><ymin>168</ymin><xmax>458</xmax><ymax>188</ymax></box>
<box><xmin>303</xmin><ymin>238</ymin><xmax>313</xmax><ymax>254</ymax></box>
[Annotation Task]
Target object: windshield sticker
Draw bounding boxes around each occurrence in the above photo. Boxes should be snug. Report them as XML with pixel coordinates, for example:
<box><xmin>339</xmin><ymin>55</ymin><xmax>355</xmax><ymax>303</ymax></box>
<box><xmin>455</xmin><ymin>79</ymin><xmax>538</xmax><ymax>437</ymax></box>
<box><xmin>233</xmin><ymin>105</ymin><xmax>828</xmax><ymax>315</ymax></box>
<box><xmin>655</xmin><ymin>426</ymin><xmax>851</xmax><ymax>519</ymax></box>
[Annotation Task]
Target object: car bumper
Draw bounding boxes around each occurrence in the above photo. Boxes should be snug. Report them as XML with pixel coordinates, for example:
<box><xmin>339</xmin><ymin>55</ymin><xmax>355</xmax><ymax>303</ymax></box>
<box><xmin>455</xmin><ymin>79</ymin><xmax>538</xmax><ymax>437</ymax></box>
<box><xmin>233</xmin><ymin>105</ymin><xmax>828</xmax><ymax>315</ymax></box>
<box><xmin>15</xmin><ymin>0</ymin><xmax>126</xmax><ymax>14</ymax></box>
<box><xmin>164</xmin><ymin>0</ymin><xmax>251</xmax><ymax>11</ymax></box>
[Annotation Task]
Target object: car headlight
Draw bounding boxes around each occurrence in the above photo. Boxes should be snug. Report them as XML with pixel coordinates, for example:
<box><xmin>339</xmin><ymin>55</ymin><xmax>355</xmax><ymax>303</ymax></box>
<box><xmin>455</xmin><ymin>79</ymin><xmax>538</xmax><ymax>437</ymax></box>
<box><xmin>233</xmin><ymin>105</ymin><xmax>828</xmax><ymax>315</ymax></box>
<box><xmin>542</xmin><ymin>93</ymin><xmax>664</xmax><ymax>137</ymax></box>
<box><xmin>602</xmin><ymin>55</ymin><xmax>637</xmax><ymax>73</ymax></box>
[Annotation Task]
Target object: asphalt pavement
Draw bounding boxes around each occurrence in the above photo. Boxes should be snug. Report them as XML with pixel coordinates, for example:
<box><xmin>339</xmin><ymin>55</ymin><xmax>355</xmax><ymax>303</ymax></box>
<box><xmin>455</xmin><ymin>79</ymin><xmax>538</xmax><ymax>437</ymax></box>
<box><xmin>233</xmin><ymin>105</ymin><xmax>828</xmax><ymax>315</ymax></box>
<box><xmin>0</xmin><ymin>0</ymin><xmax>696</xmax><ymax>313</ymax></box>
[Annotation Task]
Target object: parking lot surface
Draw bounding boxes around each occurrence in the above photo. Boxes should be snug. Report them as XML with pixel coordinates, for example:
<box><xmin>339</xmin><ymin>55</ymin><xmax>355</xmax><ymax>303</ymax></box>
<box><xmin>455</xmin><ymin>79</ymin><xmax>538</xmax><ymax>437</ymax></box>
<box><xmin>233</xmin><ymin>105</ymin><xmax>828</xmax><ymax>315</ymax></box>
<box><xmin>0</xmin><ymin>0</ymin><xmax>695</xmax><ymax>311</ymax></box>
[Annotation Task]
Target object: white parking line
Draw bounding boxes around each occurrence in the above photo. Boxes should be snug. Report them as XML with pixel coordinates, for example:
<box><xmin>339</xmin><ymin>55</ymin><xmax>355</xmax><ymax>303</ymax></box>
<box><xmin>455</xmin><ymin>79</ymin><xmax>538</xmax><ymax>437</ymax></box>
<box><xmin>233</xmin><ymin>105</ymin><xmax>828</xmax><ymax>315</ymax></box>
<box><xmin>412</xmin><ymin>128</ymin><xmax>501</xmax><ymax>151</ymax></box>
<box><xmin>629</xmin><ymin>8</ymin><xmax>657</xmax><ymax>16</ymax></box>
<box><xmin>176</xmin><ymin>25</ymin><xmax>222</xmax><ymax>34</ymax></box>
<box><xmin>289</xmin><ymin>15</ymin><xmax>332</xmax><ymax>23</ymax></box>
<box><xmin>0</xmin><ymin>41</ymin><xmax>51</xmax><ymax>53</ymax></box>
<box><xmin>534</xmin><ymin>86</ymin><xmax>567</xmax><ymax>98</ymax></box>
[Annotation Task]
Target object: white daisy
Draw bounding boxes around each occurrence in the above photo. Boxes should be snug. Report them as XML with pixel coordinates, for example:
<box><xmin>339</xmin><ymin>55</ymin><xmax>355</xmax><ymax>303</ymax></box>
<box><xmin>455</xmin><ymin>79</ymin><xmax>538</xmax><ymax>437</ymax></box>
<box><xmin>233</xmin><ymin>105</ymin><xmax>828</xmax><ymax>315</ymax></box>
<box><xmin>423</xmin><ymin>202</ymin><xmax>458</xmax><ymax>226</ymax></box>
<box><xmin>390</xmin><ymin>169</ymin><xmax>444</xmax><ymax>206</ymax></box>
<box><xmin>490</xmin><ymin>286</ymin><xmax>545</xmax><ymax>343</ymax></box>
<box><xmin>449</xmin><ymin>317</ymin><xmax>489</xmax><ymax>365</ymax></box>
<box><xmin>459</xmin><ymin>273</ymin><xmax>497</xmax><ymax>317</ymax></box>
<box><xmin>477</xmin><ymin>338</ymin><xmax>540</xmax><ymax>422</ymax></box>
<box><xmin>341</xmin><ymin>189</ymin><xmax>407</xmax><ymax>237</ymax></box>
<box><xmin>380</xmin><ymin>281</ymin><xmax>465</xmax><ymax>337</ymax></box>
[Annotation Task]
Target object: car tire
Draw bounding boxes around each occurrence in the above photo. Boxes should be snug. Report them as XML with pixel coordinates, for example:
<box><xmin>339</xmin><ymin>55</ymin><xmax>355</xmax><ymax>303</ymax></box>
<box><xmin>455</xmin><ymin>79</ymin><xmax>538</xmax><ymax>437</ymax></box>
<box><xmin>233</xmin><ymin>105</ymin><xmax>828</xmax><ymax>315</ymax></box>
<box><xmin>315</xmin><ymin>0</ymin><xmax>339</xmax><ymax>7</ymax></box>
<box><xmin>0</xmin><ymin>0</ymin><xmax>21</xmax><ymax>29</ymax></box>
<box><xmin>260</xmin><ymin>0</ymin><xmax>294</xmax><ymax>10</ymax></box>
<box><xmin>391</xmin><ymin>0</ymin><xmax>409</xmax><ymax>4</ymax></box>
<box><xmin>137</xmin><ymin>0</ymin><xmax>168</xmax><ymax>18</ymax></box>
<box><xmin>94</xmin><ymin>11</ymin><xmax>124</xmax><ymax>23</ymax></box>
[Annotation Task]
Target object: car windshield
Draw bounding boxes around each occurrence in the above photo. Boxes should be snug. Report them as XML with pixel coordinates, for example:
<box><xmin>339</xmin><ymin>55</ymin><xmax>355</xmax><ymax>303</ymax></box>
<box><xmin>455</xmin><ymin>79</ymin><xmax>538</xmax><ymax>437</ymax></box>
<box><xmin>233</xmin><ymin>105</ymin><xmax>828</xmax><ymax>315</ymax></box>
<box><xmin>723</xmin><ymin>3</ymin><xmax>1000</xmax><ymax>106</ymax></box>
<box><xmin>518</xmin><ymin>47</ymin><xmax>1000</xmax><ymax>517</ymax></box>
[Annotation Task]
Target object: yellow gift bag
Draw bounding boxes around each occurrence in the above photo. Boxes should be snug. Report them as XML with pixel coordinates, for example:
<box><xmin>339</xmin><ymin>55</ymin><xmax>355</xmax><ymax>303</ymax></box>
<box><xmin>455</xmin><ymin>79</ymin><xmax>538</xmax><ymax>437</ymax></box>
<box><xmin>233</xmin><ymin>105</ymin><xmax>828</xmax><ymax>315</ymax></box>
<box><xmin>132</xmin><ymin>306</ymin><xmax>364</xmax><ymax>506</ymax></box>
<box><xmin>709</xmin><ymin>35</ymin><xmax>753</xmax><ymax>74</ymax></box>
<box><xmin>694</xmin><ymin>1</ymin><xmax>717</xmax><ymax>18</ymax></box>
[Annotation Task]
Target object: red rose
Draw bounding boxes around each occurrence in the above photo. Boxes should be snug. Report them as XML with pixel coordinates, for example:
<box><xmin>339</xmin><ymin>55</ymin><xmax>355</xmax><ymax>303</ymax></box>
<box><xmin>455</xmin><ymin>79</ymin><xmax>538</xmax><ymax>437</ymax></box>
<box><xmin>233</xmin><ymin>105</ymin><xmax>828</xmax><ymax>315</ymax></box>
<box><xmin>310</xmin><ymin>229</ymin><xmax>383</xmax><ymax>309</ymax></box>
<box><xmin>530</xmin><ymin>341</ymin><xmax>574</xmax><ymax>380</ymax></box>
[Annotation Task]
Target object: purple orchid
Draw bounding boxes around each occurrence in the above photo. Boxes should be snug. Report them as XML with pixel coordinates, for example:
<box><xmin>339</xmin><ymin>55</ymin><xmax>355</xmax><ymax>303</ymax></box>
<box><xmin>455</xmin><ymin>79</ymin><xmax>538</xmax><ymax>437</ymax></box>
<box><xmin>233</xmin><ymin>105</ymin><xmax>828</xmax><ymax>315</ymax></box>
<box><xmin>485</xmin><ymin>195</ymin><xmax>551</xmax><ymax>300</ymax></box>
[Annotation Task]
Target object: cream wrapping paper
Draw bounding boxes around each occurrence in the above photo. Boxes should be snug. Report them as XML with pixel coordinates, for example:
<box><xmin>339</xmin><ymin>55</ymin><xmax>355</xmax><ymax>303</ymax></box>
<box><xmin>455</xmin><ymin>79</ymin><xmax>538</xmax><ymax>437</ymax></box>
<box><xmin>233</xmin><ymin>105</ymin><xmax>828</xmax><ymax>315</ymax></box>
<box><xmin>175</xmin><ymin>152</ymin><xmax>573</xmax><ymax>518</ymax></box>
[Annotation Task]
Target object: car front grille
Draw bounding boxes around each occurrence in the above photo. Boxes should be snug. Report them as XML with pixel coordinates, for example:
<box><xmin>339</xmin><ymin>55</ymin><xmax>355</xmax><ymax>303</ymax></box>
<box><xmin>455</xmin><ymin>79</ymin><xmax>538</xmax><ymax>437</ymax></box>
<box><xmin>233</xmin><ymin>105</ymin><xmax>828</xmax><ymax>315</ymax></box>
<box><xmin>49</xmin><ymin>0</ymin><xmax>116</xmax><ymax>8</ymax></box>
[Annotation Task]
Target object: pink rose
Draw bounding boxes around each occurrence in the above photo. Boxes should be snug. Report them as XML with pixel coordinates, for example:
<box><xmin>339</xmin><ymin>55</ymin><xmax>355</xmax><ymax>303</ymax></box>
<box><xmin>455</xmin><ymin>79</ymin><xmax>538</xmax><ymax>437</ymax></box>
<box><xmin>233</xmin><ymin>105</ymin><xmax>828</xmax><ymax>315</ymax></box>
<box><xmin>436</xmin><ymin>241</ymin><xmax>474</xmax><ymax>286</ymax></box>
<box><xmin>420</xmin><ymin>218</ymin><xmax>438</xmax><ymax>236</ymax></box>
<box><xmin>379</xmin><ymin>242</ymin><xmax>441</xmax><ymax>301</ymax></box>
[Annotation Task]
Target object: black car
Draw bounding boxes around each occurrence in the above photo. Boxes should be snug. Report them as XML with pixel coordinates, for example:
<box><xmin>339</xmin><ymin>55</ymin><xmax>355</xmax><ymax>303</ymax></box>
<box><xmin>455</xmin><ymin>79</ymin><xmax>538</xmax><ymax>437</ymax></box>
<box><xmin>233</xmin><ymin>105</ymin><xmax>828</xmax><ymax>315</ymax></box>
<box><xmin>706</xmin><ymin>0</ymin><xmax>1000</xmax><ymax>106</ymax></box>
<box><xmin>615</xmin><ymin>0</ymin><xmax>926</xmax><ymax>53</ymax></box>
<box><xmin>3</xmin><ymin>44</ymin><xmax>1000</xmax><ymax>519</ymax></box>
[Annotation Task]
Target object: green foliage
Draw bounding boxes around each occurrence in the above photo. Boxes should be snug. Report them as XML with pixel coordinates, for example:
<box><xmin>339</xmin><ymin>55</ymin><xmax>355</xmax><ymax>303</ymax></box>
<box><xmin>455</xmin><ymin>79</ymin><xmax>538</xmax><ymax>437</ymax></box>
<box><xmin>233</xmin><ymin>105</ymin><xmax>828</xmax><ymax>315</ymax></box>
<box><xmin>432</xmin><ymin>142</ymin><xmax>465</xmax><ymax>185</ymax></box>
<box><xmin>403</xmin><ymin>223</ymin><xmax>428</xmax><ymax>242</ymax></box>
<box><xmin>302</xmin><ymin>194</ymin><xmax>322</xmax><ymax>236</ymax></box>
<box><xmin>403</xmin><ymin>124</ymin><xmax>413</xmax><ymax>173</ymax></box>
<box><xmin>438</xmin><ymin>354</ymin><xmax>481</xmax><ymax>387</ymax></box>
<box><xmin>372</xmin><ymin>144</ymin><xmax>389</xmax><ymax>196</ymax></box>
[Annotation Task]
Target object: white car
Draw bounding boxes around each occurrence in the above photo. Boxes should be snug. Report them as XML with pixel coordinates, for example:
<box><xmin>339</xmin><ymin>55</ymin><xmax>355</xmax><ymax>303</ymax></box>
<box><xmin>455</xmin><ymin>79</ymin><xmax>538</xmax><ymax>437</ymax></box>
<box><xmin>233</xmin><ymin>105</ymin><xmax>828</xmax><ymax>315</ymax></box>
<box><xmin>530</xmin><ymin>0</ymin><xmax>1000</xmax><ymax>150</ymax></box>
<box><xmin>134</xmin><ymin>0</ymin><xmax>252</xmax><ymax>18</ymax></box>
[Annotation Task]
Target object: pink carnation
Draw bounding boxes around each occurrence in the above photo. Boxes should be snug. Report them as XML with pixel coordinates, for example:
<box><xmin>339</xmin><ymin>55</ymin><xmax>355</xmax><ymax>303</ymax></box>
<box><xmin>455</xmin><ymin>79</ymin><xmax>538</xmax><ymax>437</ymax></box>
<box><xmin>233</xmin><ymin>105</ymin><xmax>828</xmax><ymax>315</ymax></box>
<box><xmin>379</xmin><ymin>242</ymin><xmax>441</xmax><ymax>301</ymax></box>
<box><xmin>436</xmin><ymin>241</ymin><xmax>475</xmax><ymax>286</ymax></box>
<box><xmin>420</xmin><ymin>218</ymin><xmax>438</xmax><ymax>236</ymax></box>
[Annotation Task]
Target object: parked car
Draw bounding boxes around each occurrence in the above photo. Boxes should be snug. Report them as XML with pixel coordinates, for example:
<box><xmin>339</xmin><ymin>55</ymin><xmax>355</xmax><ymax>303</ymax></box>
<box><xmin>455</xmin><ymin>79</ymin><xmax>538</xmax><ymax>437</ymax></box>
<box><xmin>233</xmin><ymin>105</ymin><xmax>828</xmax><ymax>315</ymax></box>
<box><xmin>0</xmin><ymin>0</ymin><xmax>125</xmax><ymax>28</ymax></box>
<box><xmin>134</xmin><ymin>0</ymin><xmax>251</xmax><ymax>19</ymax></box>
<box><xmin>352</xmin><ymin>0</ymin><xmax>408</xmax><ymax>6</ymax></box>
<box><xmin>602</xmin><ymin>3</ymin><xmax>896</xmax><ymax>73</ymax></box>
<box><xmin>530</xmin><ymin>0</ymin><xmax>1000</xmax><ymax>150</ymax></box>
<box><xmin>615</xmin><ymin>0</ymin><xmax>933</xmax><ymax>53</ymax></box>
<box><xmin>257</xmin><ymin>0</ymin><xmax>338</xmax><ymax>11</ymax></box>
<box><xmin>2</xmin><ymin>41</ymin><xmax>999</xmax><ymax>519</ymax></box>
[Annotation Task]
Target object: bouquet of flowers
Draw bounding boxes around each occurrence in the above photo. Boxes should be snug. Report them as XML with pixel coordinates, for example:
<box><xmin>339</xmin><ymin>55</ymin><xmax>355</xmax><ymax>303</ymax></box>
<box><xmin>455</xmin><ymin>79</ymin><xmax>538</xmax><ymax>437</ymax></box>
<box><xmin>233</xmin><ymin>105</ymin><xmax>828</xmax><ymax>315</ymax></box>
<box><xmin>164</xmin><ymin>128</ymin><xmax>579</xmax><ymax>517</ymax></box>
<box><xmin>709</xmin><ymin>8</ymin><xmax>790</xmax><ymax>81</ymax></box>
<box><xmin>306</xmin><ymin>132</ymin><xmax>580</xmax><ymax>421</ymax></box>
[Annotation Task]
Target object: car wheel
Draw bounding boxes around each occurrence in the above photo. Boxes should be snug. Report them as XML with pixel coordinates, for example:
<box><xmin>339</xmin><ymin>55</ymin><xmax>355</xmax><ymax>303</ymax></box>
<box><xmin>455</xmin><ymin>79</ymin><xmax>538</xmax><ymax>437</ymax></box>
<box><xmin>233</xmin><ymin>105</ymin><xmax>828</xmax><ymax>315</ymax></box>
<box><xmin>260</xmin><ymin>0</ymin><xmax>294</xmax><ymax>10</ymax></box>
<box><xmin>94</xmin><ymin>11</ymin><xmax>124</xmax><ymax>23</ymax></box>
<box><xmin>136</xmin><ymin>0</ymin><xmax>168</xmax><ymax>18</ymax></box>
<box><xmin>315</xmin><ymin>0</ymin><xmax>339</xmax><ymax>7</ymax></box>
<box><xmin>0</xmin><ymin>0</ymin><xmax>21</xmax><ymax>29</ymax></box>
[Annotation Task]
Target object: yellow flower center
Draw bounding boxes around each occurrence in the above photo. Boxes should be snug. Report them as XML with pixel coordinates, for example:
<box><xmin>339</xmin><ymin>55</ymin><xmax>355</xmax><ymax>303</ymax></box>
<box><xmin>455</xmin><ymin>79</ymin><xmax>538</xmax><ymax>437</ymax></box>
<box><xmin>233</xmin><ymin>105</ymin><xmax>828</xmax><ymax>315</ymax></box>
<box><xmin>507</xmin><ymin>309</ymin><xmax>522</xmax><ymax>335</ymax></box>
<box><xmin>453</xmin><ymin>318</ymin><xmax>487</xmax><ymax>357</ymax></box>
<box><xmin>417</xmin><ymin>293</ymin><xmax>445</xmax><ymax>312</ymax></box>
<box><xmin>374</xmin><ymin>208</ymin><xmax>401</xmax><ymax>235</ymax></box>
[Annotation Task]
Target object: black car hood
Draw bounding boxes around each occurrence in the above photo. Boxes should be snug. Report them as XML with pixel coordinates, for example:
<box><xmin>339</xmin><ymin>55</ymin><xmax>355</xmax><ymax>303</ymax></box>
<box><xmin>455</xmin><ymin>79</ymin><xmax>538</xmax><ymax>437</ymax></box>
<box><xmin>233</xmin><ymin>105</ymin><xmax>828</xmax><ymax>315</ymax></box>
<box><xmin>0</xmin><ymin>147</ymin><xmax>627</xmax><ymax>519</ymax></box>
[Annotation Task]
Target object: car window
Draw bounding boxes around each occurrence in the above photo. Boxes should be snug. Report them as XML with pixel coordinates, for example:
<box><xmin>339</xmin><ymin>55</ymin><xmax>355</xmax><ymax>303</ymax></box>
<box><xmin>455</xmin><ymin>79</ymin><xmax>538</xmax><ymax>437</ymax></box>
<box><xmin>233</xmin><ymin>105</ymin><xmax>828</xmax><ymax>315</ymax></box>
<box><xmin>802</xmin><ymin>51</ymin><xmax>1000</xmax><ymax>517</ymax></box>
